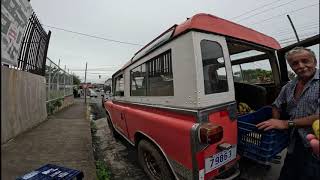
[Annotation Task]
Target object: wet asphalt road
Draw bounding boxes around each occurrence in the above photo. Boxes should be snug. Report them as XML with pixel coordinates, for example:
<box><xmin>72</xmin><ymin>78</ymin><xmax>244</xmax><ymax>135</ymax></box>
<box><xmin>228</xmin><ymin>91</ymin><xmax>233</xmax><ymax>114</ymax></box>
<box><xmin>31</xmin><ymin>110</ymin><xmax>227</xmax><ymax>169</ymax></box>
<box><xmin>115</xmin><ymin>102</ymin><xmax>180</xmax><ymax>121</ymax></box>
<box><xmin>87</xmin><ymin>91</ymin><xmax>285</xmax><ymax>180</ymax></box>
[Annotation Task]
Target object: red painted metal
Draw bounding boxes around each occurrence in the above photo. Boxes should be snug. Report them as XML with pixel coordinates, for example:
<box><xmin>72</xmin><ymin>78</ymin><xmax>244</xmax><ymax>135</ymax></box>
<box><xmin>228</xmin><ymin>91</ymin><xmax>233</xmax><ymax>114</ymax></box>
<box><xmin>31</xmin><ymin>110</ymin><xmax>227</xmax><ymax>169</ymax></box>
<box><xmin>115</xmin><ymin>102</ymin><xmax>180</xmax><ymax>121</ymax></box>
<box><xmin>173</xmin><ymin>13</ymin><xmax>281</xmax><ymax>49</ymax></box>
<box><xmin>195</xmin><ymin>110</ymin><xmax>238</xmax><ymax>178</ymax></box>
<box><xmin>105</xmin><ymin>100</ymin><xmax>239</xmax><ymax>179</ymax></box>
<box><xmin>106</xmin><ymin>100</ymin><xmax>196</xmax><ymax>170</ymax></box>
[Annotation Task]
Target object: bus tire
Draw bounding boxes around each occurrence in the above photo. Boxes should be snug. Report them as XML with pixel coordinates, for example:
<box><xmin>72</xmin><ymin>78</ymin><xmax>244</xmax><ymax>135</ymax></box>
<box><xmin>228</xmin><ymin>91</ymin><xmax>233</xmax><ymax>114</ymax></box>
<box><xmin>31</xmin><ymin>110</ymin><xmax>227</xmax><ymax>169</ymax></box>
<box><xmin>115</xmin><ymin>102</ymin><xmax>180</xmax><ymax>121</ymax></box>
<box><xmin>138</xmin><ymin>140</ymin><xmax>174</xmax><ymax>180</ymax></box>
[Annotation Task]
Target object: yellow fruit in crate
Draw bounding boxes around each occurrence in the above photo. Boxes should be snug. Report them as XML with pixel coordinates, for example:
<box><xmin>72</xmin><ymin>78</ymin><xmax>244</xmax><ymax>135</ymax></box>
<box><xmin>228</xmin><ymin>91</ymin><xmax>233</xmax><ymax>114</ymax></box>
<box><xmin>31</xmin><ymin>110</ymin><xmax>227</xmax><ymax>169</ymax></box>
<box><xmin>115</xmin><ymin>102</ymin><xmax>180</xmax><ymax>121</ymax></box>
<box><xmin>238</xmin><ymin>102</ymin><xmax>252</xmax><ymax>114</ymax></box>
<box><xmin>312</xmin><ymin>119</ymin><xmax>319</xmax><ymax>139</ymax></box>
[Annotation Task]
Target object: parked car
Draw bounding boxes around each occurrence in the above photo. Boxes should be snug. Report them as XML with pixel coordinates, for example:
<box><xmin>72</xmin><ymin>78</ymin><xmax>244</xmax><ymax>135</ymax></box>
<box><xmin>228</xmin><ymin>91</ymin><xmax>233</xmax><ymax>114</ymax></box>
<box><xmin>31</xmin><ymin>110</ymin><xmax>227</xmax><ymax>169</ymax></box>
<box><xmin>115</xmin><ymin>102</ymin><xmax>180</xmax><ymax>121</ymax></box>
<box><xmin>89</xmin><ymin>89</ymin><xmax>98</xmax><ymax>98</ymax></box>
<box><xmin>103</xmin><ymin>13</ymin><xmax>318</xmax><ymax>180</ymax></box>
<box><xmin>101</xmin><ymin>92</ymin><xmax>111</xmax><ymax>108</ymax></box>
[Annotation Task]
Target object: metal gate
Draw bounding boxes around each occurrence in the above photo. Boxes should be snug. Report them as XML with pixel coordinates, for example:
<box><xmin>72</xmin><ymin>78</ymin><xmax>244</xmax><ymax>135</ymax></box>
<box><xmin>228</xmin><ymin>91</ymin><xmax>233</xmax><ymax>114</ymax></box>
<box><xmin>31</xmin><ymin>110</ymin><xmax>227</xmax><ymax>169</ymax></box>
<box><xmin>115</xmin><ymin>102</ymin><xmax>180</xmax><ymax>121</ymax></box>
<box><xmin>17</xmin><ymin>12</ymin><xmax>51</xmax><ymax>76</ymax></box>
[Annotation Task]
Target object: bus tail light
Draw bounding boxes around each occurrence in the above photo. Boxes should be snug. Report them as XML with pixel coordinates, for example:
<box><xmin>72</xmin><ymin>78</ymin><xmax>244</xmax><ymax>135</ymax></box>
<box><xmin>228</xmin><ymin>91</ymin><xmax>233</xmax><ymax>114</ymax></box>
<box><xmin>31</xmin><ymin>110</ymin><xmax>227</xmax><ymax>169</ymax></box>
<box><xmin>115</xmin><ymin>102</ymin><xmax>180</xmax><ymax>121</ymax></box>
<box><xmin>199</xmin><ymin>123</ymin><xmax>223</xmax><ymax>144</ymax></box>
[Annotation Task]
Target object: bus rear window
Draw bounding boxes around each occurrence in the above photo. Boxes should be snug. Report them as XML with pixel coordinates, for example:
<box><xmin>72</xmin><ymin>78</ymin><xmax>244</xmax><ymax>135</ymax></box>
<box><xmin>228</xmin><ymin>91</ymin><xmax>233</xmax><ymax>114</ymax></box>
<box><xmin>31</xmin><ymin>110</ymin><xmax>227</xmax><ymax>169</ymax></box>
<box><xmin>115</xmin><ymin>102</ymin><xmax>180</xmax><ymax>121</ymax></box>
<box><xmin>201</xmin><ymin>40</ymin><xmax>228</xmax><ymax>94</ymax></box>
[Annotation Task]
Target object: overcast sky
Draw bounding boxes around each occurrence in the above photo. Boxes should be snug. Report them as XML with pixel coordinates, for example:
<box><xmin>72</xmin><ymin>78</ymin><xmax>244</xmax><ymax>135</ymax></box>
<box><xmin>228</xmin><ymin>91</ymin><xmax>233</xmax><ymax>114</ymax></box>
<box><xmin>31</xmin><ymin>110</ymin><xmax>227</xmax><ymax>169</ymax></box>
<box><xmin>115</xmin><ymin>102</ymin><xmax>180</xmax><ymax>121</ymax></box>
<box><xmin>30</xmin><ymin>0</ymin><xmax>319</xmax><ymax>83</ymax></box>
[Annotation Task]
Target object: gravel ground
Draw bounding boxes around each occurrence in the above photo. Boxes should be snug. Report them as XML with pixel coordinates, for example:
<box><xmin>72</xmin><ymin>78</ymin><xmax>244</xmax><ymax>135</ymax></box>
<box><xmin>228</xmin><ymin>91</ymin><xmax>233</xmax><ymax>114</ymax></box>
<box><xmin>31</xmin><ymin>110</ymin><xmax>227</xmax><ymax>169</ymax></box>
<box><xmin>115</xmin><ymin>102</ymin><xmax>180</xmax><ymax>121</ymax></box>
<box><xmin>89</xmin><ymin>100</ymin><xmax>148</xmax><ymax>180</ymax></box>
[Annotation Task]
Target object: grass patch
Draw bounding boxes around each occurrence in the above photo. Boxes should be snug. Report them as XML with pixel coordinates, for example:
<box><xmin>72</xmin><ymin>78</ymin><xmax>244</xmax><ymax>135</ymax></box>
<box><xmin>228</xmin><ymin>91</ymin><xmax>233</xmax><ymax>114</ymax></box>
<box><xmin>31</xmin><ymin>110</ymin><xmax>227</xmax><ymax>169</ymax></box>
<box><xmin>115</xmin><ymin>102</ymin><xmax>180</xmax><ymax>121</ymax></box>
<box><xmin>96</xmin><ymin>160</ymin><xmax>111</xmax><ymax>180</ymax></box>
<box><xmin>46</xmin><ymin>97</ymin><xmax>64</xmax><ymax>115</ymax></box>
<box><xmin>90</xmin><ymin>121</ymin><xmax>111</xmax><ymax>180</ymax></box>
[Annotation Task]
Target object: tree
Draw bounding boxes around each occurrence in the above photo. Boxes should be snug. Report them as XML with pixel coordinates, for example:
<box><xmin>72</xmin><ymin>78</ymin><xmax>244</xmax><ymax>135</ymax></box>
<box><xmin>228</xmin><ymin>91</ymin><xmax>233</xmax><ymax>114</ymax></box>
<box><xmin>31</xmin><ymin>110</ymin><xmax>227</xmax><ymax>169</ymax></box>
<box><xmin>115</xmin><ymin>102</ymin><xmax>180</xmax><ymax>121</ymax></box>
<box><xmin>72</xmin><ymin>74</ymin><xmax>81</xmax><ymax>85</ymax></box>
<box><xmin>241</xmin><ymin>69</ymin><xmax>273</xmax><ymax>83</ymax></box>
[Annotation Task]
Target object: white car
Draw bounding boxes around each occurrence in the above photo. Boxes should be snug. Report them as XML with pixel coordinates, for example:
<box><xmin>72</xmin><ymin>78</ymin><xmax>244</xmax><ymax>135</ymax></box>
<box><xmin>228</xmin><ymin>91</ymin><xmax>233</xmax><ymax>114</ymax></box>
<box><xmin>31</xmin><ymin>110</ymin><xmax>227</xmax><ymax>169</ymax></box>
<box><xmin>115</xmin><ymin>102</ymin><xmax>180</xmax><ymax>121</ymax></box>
<box><xmin>89</xmin><ymin>89</ymin><xmax>98</xmax><ymax>98</ymax></box>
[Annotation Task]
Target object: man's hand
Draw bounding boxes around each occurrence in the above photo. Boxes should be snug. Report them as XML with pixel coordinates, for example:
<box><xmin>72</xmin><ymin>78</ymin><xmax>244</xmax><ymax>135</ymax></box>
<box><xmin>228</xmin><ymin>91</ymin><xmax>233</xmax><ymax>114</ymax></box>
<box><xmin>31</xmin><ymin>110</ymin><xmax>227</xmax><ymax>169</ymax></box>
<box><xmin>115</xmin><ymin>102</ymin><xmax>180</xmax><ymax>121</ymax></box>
<box><xmin>256</xmin><ymin>119</ymin><xmax>288</xmax><ymax>131</ymax></box>
<box><xmin>307</xmin><ymin>134</ymin><xmax>319</xmax><ymax>156</ymax></box>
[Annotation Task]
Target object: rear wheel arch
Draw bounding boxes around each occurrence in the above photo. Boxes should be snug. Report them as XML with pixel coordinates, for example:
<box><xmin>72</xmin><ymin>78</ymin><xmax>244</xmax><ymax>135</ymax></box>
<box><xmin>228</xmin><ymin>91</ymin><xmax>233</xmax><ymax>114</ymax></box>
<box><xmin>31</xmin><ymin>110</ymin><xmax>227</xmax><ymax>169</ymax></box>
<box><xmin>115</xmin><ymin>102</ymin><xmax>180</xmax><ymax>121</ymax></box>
<box><xmin>105</xmin><ymin>110</ymin><xmax>112</xmax><ymax>125</ymax></box>
<box><xmin>105</xmin><ymin>110</ymin><xmax>120</xmax><ymax>139</ymax></box>
<box><xmin>105</xmin><ymin>109</ymin><xmax>111</xmax><ymax>119</ymax></box>
<box><xmin>134</xmin><ymin>132</ymin><xmax>177</xmax><ymax>179</ymax></box>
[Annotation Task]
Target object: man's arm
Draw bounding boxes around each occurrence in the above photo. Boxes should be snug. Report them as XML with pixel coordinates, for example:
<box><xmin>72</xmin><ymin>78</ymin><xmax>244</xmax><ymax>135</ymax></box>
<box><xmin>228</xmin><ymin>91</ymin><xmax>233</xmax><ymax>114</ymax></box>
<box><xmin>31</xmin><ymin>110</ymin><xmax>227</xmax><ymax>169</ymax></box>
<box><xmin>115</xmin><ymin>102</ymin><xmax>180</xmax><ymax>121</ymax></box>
<box><xmin>257</xmin><ymin>113</ymin><xmax>319</xmax><ymax>131</ymax></box>
<box><xmin>272</xmin><ymin>106</ymin><xmax>281</xmax><ymax>119</ymax></box>
<box><xmin>293</xmin><ymin>114</ymin><xmax>319</xmax><ymax>127</ymax></box>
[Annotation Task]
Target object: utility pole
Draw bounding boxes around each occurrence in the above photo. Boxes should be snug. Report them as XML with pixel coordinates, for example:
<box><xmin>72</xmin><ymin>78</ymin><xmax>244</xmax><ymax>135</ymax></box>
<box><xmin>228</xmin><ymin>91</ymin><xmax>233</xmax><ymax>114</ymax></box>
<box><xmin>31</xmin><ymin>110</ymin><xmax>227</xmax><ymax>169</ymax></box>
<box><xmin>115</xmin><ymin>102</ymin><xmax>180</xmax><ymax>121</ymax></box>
<box><xmin>64</xmin><ymin>65</ymin><xmax>66</xmax><ymax>97</ymax></box>
<box><xmin>57</xmin><ymin>59</ymin><xmax>61</xmax><ymax>93</ymax></box>
<box><xmin>84</xmin><ymin>62</ymin><xmax>88</xmax><ymax>104</ymax></box>
<box><xmin>287</xmin><ymin>15</ymin><xmax>300</xmax><ymax>42</ymax></box>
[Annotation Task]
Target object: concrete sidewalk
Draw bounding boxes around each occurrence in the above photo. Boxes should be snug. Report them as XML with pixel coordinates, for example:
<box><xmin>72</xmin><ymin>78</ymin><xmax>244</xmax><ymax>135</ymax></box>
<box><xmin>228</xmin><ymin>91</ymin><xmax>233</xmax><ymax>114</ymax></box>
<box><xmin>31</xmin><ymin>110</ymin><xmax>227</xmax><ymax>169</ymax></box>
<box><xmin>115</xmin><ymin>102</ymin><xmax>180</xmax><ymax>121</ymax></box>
<box><xmin>1</xmin><ymin>99</ymin><xmax>97</xmax><ymax>180</ymax></box>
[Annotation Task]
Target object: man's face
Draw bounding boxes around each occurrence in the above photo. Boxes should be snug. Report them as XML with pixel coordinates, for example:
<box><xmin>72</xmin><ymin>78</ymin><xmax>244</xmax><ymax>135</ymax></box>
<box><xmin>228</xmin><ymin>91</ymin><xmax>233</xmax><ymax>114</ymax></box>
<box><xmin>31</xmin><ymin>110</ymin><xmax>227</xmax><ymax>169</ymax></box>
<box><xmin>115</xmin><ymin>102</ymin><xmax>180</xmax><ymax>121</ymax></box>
<box><xmin>287</xmin><ymin>50</ymin><xmax>316</xmax><ymax>80</ymax></box>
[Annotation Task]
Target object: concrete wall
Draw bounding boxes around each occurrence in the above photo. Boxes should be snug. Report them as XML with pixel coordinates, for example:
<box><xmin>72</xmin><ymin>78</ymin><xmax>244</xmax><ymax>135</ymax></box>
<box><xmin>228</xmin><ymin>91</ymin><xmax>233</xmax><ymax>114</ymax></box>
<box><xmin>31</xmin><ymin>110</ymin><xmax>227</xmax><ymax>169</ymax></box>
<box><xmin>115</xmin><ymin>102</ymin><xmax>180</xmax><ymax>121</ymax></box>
<box><xmin>1</xmin><ymin>67</ymin><xmax>47</xmax><ymax>144</ymax></box>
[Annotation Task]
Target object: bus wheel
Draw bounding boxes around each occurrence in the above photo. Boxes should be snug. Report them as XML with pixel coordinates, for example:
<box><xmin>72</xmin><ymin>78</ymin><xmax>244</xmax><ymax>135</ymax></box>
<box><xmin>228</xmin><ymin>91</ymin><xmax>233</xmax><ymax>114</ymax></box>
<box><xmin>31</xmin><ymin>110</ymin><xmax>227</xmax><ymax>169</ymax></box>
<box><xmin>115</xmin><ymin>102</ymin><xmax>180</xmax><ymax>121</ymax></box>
<box><xmin>138</xmin><ymin>140</ymin><xmax>174</xmax><ymax>180</ymax></box>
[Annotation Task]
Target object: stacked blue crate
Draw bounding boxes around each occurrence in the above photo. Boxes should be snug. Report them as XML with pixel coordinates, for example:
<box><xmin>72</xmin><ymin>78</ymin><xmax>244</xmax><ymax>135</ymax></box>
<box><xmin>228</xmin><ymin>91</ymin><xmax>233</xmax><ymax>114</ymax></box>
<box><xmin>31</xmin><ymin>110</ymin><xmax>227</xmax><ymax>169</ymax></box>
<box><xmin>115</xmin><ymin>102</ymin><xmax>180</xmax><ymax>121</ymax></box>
<box><xmin>237</xmin><ymin>106</ymin><xmax>289</xmax><ymax>164</ymax></box>
<box><xmin>16</xmin><ymin>164</ymin><xmax>84</xmax><ymax>180</ymax></box>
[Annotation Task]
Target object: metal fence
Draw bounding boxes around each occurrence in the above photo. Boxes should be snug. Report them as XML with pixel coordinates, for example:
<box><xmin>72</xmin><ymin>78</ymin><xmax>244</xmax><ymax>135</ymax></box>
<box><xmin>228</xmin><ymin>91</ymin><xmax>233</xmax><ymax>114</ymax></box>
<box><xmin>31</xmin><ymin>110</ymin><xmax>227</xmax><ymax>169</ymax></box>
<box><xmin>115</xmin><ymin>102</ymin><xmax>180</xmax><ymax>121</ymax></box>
<box><xmin>17</xmin><ymin>12</ymin><xmax>51</xmax><ymax>76</ymax></box>
<box><xmin>45</xmin><ymin>57</ymin><xmax>73</xmax><ymax>102</ymax></box>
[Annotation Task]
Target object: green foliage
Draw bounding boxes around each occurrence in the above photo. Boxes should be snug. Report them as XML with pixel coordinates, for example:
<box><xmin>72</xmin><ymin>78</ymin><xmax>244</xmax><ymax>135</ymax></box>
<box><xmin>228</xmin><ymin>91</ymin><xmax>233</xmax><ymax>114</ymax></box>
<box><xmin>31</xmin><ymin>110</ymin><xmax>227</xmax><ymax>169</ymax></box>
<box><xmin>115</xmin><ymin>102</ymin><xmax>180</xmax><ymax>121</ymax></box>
<box><xmin>96</xmin><ymin>160</ymin><xmax>110</xmax><ymax>180</ymax></box>
<box><xmin>46</xmin><ymin>98</ymin><xmax>64</xmax><ymax>115</ymax></box>
<box><xmin>239</xmin><ymin>69</ymin><xmax>273</xmax><ymax>83</ymax></box>
<box><xmin>72</xmin><ymin>74</ymin><xmax>81</xmax><ymax>85</ymax></box>
<box><xmin>46</xmin><ymin>102</ymin><xmax>55</xmax><ymax>114</ymax></box>
<box><xmin>90</xmin><ymin>122</ymin><xmax>110</xmax><ymax>180</ymax></box>
<box><xmin>49</xmin><ymin>90</ymin><xmax>64</xmax><ymax>100</ymax></box>
<box><xmin>91</xmin><ymin>121</ymin><xmax>97</xmax><ymax>135</ymax></box>
<box><xmin>52</xmin><ymin>98</ymin><xmax>63</xmax><ymax>107</ymax></box>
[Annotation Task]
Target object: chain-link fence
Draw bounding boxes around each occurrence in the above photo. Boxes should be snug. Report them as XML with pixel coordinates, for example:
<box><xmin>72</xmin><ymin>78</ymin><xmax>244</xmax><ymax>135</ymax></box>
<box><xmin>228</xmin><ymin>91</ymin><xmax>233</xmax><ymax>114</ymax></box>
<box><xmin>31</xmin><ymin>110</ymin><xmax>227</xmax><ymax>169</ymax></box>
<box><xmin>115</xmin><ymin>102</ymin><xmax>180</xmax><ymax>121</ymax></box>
<box><xmin>45</xmin><ymin>57</ymin><xmax>73</xmax><ymax>102</ymax></box>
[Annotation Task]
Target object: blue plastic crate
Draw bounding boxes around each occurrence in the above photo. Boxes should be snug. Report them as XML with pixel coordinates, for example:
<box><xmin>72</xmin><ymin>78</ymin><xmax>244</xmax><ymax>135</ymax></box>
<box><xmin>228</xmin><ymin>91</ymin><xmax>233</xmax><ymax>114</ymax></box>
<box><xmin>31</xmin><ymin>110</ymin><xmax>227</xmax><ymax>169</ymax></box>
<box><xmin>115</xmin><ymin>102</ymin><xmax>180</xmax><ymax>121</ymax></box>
<box><xmin>237</xmin><ymin>106</ymin><xmax>289</xmax><ymax>164</ymax></box>
<box><xmin>16</xmin><ymin>164</ymin><xmax>84</xmax><ymax>180</ymax></box>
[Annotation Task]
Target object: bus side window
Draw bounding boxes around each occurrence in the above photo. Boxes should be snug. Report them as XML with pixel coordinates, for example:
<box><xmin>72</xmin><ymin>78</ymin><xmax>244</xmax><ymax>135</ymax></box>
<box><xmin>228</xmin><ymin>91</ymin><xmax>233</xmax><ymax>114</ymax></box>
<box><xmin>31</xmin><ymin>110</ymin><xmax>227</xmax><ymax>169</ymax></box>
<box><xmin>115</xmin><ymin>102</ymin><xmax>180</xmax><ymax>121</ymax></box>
<box><xmin>115</xmin><ymin>75</ymin><xmax>124</xmax><ymax>96</ymax></box>
<box><xmin>131</xmin><ymin>64</ymin><xmax>147</xmax><ymax>96</ymax></box>
<box><xmin>147</xmin><ymin>50</ymin><xmax>174</xmax><ymax>96</ymax></box>
<box><xmin>201</xmin><ymin>40</ymin><xmax>228</xmax><ymax>94</ymax></box>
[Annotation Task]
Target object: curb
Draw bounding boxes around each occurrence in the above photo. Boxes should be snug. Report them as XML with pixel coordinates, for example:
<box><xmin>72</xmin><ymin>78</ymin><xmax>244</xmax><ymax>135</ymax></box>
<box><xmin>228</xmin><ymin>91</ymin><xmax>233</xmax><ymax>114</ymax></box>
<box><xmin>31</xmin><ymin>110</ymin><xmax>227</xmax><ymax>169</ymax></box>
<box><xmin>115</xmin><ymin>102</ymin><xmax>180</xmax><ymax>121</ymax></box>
<box><xmin>86</xmin><ymin>103</ymin><xmax>91</xmax><ymax>121</ymax></box>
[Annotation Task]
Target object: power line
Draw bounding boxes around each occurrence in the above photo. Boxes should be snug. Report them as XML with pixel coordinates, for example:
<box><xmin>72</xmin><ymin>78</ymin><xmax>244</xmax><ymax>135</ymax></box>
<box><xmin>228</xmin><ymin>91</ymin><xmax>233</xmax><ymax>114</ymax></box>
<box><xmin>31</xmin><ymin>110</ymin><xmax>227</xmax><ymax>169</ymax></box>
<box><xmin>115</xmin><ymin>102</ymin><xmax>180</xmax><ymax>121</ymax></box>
<box><xmin>231</xmin><ymin>0</ymin><xmax>283</xmax><ymax>20</ymax></box>
<box><xmin>279</xmin><ymin>34</ymin><xmax>318</xmax><ymax>44</ymax></box>
<box><xmin>256</xmin><ymin>21</ymin><xmax>319</xmax><ymax>35</ymax></box>
<box><xmin>69</xmin><ymin>67</ymin><xmax>119</xmax><ymax>70</ymax></box>
<box><xmin>236</xmin><ymin>0</ymin><xmax>298</xmax><ymax>22</ymax></box>
<box><xmin>71</xmin><ymin>69</ymin><xmax>117</xmax><ymax>71</ymax></box>
<box><xmin>279</xmin><ymin>32</ymin><xmax>318</xmax><ymax>42</ymax></box>
<box><xmin>278</xmin><ymin>34</ymin><xmax>318</xmax><ymax>45</ymax></box>
<box><xmin>42</xmin><ymin>24</ymin><xmax>144</xmax><ymax>46</ymax></box>
<box><xmin>280</xmin><ymin>39</ymin><xmax>301</xmax><ymax>44</ymax></box>
<box><xmin>270</xmin><ymin>23</ymin><xmax>319</xmax><ymax>36</ymax></box>
<box><xmin>83</xmin><ymin>74</ymin><xmax>111</xmax><ymax>76</ymax></box>
<box><xmin>87</xmin><ymin>72</ymin><xmax>111</xmax><ymax>74</ymax></box>
<box><xmin>273</xmin><ymin>26</ymin><xmax>319</xmax><ymax>38</ymax></box>
<box><xmin>278</xmin><ymin>32</ymin><xmax>319</xmax><ymax>42</ymax></box>
<box><xmin>251</xmin><ymin>3</ymin><xmax>319</xmax><ymax>26</ymax></box>
<box><xmin>270</xmin><ymin>21</ymin><xmax>319</xmax><ymax>31</ymax></box>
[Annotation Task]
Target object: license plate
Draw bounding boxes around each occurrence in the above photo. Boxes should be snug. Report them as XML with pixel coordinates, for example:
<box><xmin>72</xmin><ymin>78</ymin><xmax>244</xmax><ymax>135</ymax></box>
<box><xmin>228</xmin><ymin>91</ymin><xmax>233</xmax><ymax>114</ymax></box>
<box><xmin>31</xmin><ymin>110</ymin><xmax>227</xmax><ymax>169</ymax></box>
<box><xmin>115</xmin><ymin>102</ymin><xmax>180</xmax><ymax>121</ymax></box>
<box><xmin>205</xmin><ymin>145</ymin><xmax>237</xmax><ymax>173</ymax></box>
